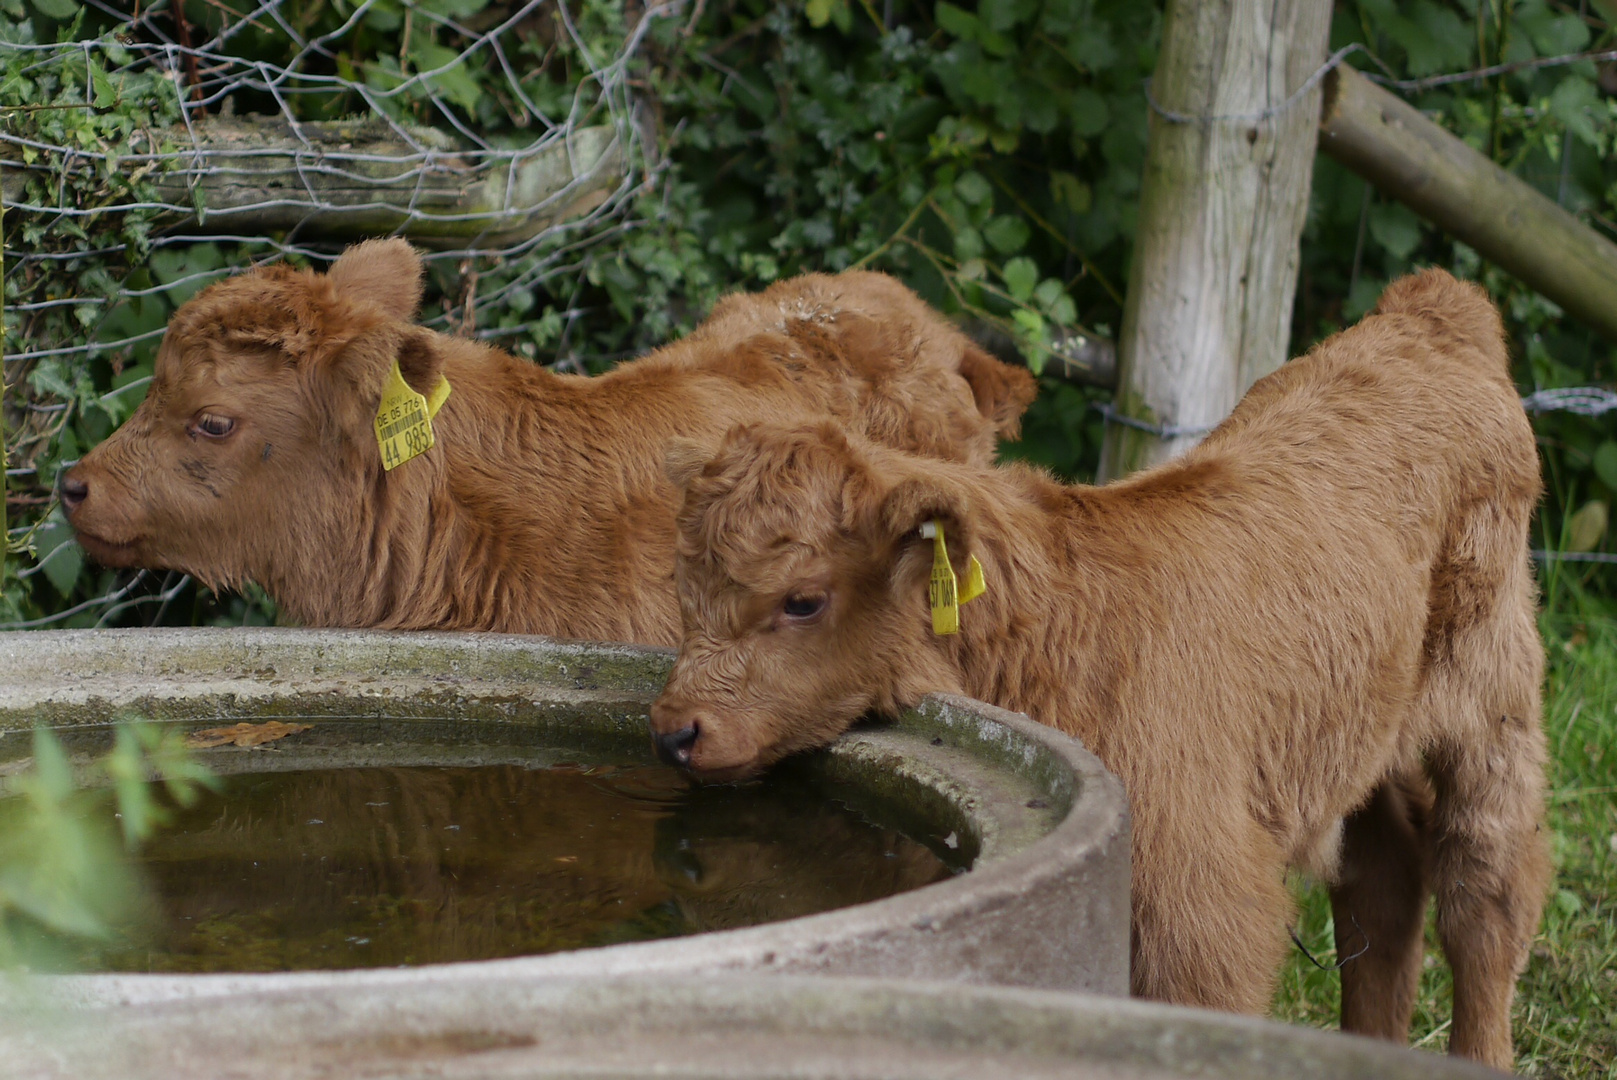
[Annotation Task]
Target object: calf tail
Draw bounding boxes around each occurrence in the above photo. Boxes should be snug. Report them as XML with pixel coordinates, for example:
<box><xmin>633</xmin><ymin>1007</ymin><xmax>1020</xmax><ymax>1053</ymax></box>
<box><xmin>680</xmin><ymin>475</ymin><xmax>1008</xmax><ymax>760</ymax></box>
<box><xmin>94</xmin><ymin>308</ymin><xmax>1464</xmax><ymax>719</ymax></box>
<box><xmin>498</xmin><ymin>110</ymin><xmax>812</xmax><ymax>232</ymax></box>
<box><xmin>958</xmin><ymin>344</ymin><xmax>1038</xmax><ymax>440</ymax></box>
<box><xmin>1373</xmin><ymin>268</ymin><xmax>1509</xmax><ymax>374</ymax></box>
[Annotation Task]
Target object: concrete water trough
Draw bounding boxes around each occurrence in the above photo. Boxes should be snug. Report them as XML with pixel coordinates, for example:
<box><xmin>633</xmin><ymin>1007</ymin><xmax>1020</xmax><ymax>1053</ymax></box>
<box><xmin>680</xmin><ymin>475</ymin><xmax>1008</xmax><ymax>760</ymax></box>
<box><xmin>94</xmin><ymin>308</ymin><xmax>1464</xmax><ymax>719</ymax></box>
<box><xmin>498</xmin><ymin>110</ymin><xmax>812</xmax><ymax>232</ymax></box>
<box><xmin>0</xmin><ymin>627</ymin><xmax>1131</xmax><ymax>1001</ymax></box>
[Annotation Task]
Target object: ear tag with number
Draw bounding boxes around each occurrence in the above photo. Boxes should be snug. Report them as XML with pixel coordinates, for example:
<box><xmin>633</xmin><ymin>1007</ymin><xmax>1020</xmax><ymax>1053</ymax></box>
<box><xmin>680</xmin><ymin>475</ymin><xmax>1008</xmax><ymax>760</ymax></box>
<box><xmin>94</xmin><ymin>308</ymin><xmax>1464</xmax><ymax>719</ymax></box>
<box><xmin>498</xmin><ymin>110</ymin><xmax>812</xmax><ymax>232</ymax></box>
<box><xmin>921</xmin><ymin>519</ymin><xmax>986</xmax><ymax>636</ymax></box>
<box><xmin>375</xmin><ymin>360</ymin><xmax>451</xmax><ymax>472</ymax></box>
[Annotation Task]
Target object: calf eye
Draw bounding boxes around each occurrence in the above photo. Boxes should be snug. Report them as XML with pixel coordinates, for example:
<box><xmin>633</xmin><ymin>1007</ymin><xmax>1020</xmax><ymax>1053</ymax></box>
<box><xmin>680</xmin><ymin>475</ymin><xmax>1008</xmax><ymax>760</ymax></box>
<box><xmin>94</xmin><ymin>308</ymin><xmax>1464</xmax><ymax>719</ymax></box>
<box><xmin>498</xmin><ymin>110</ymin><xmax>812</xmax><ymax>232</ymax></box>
<box><xmin>781</xmin><ymin>594</ymin><xmax>827</xmax><ymax>621</ymax></box>
<box><xmin>191</xmin><ymin>413</ymin><xmax>236</xmax><ymax>439</ymax></box>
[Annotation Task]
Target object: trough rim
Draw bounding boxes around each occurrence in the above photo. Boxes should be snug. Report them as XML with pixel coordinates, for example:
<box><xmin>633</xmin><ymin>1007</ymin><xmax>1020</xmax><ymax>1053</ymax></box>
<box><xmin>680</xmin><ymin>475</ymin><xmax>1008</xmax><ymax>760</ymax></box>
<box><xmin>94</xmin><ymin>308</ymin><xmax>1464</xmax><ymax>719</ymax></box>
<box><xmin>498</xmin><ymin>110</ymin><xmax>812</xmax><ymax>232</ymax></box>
<box><xmin>0</xmin><ymin>972</ymin><xmax>1507</xmax><ymax>1080</ymax></box>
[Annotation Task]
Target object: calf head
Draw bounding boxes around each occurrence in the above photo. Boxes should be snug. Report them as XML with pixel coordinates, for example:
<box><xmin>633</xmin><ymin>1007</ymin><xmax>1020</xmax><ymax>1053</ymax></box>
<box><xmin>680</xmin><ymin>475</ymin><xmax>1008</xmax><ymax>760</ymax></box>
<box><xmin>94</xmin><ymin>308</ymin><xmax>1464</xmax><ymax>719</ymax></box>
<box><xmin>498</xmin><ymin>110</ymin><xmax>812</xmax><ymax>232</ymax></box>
<box><xmin>61</xmin><ymin>239</ymin><xmax>443</xmax><ymax>596</ymax></box>
<box><xmin>649</xmin><ymin>423</ymin><xmax>974</xmax><ymax>780</ymax></box>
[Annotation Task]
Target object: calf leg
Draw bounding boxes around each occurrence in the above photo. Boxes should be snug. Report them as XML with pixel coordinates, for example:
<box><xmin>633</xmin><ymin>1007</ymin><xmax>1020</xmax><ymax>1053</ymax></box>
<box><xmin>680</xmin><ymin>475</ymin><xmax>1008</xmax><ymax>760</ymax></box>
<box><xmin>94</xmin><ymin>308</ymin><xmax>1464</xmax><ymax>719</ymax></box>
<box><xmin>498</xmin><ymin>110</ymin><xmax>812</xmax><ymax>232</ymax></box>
<box><xmin>1331</xmin><ymin>774</ymin><xmax>1431</xmax><ymax>1042</ymax></box>
<box><xmin>1421</xmin><ymin>551</ymin><xmax>1549</xmax><ymax>1069</ymax></box>
<box><xmin>1427</xmin><ymin>713</ymin><xmax>1548</xmax><ymax>1068</ymax></box>
<box><xmin>1130</xmin><ymin>812</ymin><xmax>1293</xmax><ymax>1015</ymax></box>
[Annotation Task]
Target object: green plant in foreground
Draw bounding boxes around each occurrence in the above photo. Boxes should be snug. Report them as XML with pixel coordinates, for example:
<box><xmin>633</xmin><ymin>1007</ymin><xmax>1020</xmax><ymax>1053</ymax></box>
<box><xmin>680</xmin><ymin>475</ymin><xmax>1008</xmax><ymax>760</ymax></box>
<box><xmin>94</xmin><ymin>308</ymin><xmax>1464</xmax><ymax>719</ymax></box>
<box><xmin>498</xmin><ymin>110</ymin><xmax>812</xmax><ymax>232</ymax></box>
<box><xmin>0</xmin><ymin>723</ymin><xmax>214</xmax><ymax>970</ymax></box>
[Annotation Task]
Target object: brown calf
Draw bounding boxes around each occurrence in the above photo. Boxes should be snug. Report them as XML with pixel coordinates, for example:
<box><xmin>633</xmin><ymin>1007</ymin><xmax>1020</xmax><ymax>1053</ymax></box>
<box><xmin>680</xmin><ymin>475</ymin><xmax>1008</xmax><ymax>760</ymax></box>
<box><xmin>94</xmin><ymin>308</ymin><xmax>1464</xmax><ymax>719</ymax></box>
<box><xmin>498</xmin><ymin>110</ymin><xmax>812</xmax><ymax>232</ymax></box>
<box><xmin>650</xmin><ymin>269</ymin><xmax>1549</xmax><ymax>1069</ymax></box>
<box><xmin>61</xmin><ymin>240</ymin><xmax>1034</xmax><ymax>645</ymax></box>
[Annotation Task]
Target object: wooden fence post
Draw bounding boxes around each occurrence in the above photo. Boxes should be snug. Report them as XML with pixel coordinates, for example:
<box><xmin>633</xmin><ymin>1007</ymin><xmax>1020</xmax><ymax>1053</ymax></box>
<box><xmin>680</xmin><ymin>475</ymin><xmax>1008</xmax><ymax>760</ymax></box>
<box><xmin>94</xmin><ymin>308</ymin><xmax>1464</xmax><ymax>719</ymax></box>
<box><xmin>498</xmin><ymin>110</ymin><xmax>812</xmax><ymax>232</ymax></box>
<box><xmin>1097</xmin><ymin>0</ymin><xmax>1332</xmax><ymax>481</ymax></box>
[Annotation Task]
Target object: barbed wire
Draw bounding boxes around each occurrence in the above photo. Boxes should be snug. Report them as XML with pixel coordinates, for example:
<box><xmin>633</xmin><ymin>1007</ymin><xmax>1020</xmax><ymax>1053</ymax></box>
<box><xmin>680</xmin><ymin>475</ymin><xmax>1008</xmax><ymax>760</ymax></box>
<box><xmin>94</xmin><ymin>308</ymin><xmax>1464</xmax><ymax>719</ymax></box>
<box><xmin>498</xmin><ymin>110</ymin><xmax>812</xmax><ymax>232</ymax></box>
<box><xmin>1101</xmin><ymin>385</ymin><xmax>1617</xmax><ymax>441</ymax></box>
<box><xmin>1145</xmin><ymin>38</ymin><xmax>1617</xmax><ymax>128</ymax></box>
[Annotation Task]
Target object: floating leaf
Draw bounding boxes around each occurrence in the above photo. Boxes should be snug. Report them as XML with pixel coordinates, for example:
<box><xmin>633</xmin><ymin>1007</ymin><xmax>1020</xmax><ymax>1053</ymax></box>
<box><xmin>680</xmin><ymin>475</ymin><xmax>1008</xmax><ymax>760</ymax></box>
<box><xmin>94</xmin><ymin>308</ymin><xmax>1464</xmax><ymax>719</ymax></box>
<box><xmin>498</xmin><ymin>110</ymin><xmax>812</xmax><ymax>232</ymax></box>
<box><xmin>185</xmin><ymin>721</ymin><xmax>314</xmax><ymax>749</ymax></box>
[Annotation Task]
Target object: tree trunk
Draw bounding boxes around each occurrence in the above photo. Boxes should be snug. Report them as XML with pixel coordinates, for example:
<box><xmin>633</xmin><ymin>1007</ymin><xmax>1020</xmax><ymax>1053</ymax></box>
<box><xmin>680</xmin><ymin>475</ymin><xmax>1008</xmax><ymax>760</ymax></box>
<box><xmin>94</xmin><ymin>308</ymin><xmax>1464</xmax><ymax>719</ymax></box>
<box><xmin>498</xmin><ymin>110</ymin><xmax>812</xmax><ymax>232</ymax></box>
<box><xmin>1097</xmin><ymin>0</ymin><xmax>1332</xmax><ymax>481</ymax></box>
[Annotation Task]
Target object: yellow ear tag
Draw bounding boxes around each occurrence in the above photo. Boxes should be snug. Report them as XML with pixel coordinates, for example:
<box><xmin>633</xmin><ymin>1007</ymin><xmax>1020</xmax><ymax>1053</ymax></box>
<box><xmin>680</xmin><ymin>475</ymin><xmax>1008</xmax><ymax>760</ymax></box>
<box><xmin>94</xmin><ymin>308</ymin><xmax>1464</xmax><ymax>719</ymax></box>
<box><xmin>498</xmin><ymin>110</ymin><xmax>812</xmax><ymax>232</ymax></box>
<box><xmin>374</xmin><ymin>360</ymin><xmax>451</xmax><ymax>472</ymax></box>
<box><xmin>922</xmin><ymin>519</ymin><xmax>986</xmax><ymax>636</ymax></box>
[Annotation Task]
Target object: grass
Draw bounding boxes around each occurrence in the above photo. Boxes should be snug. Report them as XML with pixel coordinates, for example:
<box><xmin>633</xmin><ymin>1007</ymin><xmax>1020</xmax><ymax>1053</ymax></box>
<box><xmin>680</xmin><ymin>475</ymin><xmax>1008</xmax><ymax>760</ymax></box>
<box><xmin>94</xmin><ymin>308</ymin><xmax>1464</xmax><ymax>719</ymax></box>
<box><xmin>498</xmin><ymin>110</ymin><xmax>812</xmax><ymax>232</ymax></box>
<box><xmin>1271</xmin><ymin>568</ymin><xmax>1617</xmax><ymax>1077</ymax></box>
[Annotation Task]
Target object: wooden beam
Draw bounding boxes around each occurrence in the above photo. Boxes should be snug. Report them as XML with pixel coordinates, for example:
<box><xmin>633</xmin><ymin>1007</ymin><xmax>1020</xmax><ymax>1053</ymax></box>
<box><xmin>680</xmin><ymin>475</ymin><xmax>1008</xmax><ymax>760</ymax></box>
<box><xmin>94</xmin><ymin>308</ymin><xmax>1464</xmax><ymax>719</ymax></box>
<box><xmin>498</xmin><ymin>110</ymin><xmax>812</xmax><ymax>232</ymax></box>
<box><xmin>1319</xmin><ymin>64</ymin><xmax>1617</xmax><ymax>344</ymax></box>
<box><xmin>3</xmin><ymin>116</ymin><xmax>625</xmax><ymax>248</ymax></box>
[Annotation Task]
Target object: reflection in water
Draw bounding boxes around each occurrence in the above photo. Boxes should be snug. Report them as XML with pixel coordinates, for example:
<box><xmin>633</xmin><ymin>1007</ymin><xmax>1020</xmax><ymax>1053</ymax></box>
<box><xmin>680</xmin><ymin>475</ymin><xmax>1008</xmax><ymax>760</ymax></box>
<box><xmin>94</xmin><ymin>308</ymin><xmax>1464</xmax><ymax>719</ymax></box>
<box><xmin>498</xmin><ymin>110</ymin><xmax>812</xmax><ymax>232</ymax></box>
<box><xmin>86</xmin><ymin>764</ymin><xmax>953</xmax><ymax>973</ymax></box>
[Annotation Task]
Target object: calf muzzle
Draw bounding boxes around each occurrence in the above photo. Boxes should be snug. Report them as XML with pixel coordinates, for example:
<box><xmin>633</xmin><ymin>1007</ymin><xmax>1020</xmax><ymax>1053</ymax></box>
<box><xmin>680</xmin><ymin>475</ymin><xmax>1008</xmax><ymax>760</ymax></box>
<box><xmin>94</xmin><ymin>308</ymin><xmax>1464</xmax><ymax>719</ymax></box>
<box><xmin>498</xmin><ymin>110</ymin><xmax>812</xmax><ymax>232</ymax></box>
<box><xmin>58</xmin><ymin>470</ymin><xmax>88</xmax><ymax>515</ymax></box>
<box><xmin>653</xmin><ymin>723</ymin><xmax>700</xmax><ymax>768</ymax></box>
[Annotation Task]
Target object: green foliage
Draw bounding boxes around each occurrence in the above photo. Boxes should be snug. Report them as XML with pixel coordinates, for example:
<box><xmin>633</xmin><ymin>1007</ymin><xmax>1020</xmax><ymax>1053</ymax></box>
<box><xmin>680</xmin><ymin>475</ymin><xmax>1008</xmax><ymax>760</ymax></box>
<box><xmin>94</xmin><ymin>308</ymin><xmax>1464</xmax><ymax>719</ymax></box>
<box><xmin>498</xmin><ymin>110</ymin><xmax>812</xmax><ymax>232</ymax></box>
<box><xmin>0</xmin><ymin>722</ymin><xmax>215</xmax><ymax>969</ymax></box>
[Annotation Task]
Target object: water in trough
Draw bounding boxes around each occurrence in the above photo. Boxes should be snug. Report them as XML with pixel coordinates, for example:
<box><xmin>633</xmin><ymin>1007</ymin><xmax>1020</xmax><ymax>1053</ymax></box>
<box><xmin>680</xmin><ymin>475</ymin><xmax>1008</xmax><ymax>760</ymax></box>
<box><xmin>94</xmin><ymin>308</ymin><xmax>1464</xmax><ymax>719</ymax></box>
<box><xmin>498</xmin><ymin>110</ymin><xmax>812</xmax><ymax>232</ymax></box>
<box><xmin>72</xmin><ymin>755</ymin><xmax>958</xmax><ymax>973</ymax></box>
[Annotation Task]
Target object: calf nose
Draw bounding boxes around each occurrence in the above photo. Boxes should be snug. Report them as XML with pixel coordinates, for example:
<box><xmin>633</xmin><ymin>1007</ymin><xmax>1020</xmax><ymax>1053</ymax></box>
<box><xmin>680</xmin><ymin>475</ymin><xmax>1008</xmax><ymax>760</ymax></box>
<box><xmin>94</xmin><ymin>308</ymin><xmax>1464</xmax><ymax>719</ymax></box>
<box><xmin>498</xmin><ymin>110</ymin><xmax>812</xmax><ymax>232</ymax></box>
<box><xmin>654</xmin><ymin>724</ymin><xmax>699</xmax><ymax>768</ymax></box>
<box><xmin>58</xmin><ymin>471</ymin><xmax>88</xmax><ymax>515</ymax></box>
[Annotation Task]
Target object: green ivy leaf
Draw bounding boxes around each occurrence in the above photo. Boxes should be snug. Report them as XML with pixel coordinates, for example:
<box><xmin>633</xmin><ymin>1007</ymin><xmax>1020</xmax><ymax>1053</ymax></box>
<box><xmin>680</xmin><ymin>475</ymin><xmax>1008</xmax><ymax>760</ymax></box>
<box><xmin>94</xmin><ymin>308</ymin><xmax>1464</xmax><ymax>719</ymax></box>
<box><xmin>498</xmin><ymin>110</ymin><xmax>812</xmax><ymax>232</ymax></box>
<box><xmin>984</xmin><ymin>214</ymin><xmax>1031</xmax><ymax>254</ymax></box>
<box><xmin>953</xmin><ymin>225</ymin><xmax>985</xmax><ymax>261</ymax></box>
<box><xmin>1048</xmin><ymin>294</ymin><xmax>1077</xmax><ymax>326</ymax></box>
<box><xmin>1368</xmin><ymin>202</ymin><xmax>1422</xmax><ymax>261</ymax></box>
<box><xmin>409</xmin><ymin>42</ymin><xmax>483</xmax><ymax>111</ymax></box>
<box><xmin>980</xmin><ymin>0</ymin><xmax>1037</xmax><ymax>34</ymax></box>
<box><xmin>28</xmin><ymin>0</ymin><xmax>78</xmax><ymax>18</ymax></box>
<box><xmin>954</xmin><ymin>170</ymin><xmax>993</xmax><ymax>206</ymax></box>
<box><xmin>1568</xmin><ymin>499</ymin><xmax>1608</xmax><ymax>553</ymax></box>
<box><xmin>1002</xmin><ymin>255</ymin><xmax>1038</xmax><ymax>301</ymax></box>
<box><xmin>1069</xmin><ymin>88</ymin><xmax>1109</xmax><ymax>137</ymax></box>
<box><xmin>1593</xmin><ymin>441</ymin><xmax>1617</xmax><ymax>492</ymax></box>
<box><xmin>934</xmin><ymin>2</ymin><xmax>982</xmax><ymax>41</ymax></box>
<box><xmin>1516</xmin><ymin>3</ymin><xmax>1590</xmax><ymax>57</ymax></box>
<box><xmin>1050</xmin><ymin>171</ymin><xmax>1092</xmax><ymax>214</ymax></box>
<box><xmin>1550</xmin><ymin>77</ymin><xmax>1601</xmax><ymax>149</ymax></box>
<box><xmin>89</xmin><ymin>60</ymin><xmax>116</xmax><ymax>108</ymax></box>
<box><xmin>37</xmin><ymin>528</ymin><xmax>83</xmax><ymax>598</ymax></box>
<box><xmin>419</xmin><ymin>0</ymin><xmax>494</xmax><ymax>17</ymax></box>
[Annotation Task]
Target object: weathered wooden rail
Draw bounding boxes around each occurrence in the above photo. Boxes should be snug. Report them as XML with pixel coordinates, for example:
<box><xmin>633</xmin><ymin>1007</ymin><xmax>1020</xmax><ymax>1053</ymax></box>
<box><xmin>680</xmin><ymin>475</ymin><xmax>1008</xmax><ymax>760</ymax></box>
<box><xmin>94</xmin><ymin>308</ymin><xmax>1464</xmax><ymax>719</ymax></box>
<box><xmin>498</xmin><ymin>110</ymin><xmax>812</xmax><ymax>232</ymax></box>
<box><xmin>1318</xmin><ymin>64</ymin><xmax>1617</xmax><ymax>345</ymax></box>
<box><xmin>3</xmin><ymin>115</ymin><xmax>625</xmax><ymax>248</ymax></box>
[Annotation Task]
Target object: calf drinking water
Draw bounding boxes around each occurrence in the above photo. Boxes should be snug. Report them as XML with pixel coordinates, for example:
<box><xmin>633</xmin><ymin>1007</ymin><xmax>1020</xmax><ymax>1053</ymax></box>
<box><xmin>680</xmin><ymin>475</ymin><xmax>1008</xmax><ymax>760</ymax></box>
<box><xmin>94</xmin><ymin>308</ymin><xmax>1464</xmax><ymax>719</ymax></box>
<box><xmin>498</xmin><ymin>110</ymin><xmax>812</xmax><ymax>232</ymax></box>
<box><xmin>650</xmin><ymin>269</ymin><xmax>1548</xmax><ymax>1069</ymax></box>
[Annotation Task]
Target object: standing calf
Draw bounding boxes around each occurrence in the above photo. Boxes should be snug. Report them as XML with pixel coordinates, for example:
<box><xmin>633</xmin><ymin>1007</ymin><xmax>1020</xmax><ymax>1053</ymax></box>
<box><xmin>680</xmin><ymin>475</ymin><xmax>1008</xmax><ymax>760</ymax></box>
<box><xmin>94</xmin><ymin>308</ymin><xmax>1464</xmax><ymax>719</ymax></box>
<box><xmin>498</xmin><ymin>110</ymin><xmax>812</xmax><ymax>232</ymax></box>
<box><xmin>60</xmin><ymin>240</ymin><xmax>1033</xmax><ymax>645</ymax></box>
<box><xmin>650</xmin><ymin>269</ymin><xmax>1549</xmax><ymax>1069</ymax></box>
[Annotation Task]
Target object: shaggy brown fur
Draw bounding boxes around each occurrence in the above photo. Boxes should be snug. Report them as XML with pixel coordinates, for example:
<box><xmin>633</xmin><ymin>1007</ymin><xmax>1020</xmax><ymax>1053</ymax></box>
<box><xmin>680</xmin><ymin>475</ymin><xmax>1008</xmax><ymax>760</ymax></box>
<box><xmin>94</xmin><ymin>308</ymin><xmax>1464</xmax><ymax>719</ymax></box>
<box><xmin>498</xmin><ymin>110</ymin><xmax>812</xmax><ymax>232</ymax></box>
<box><xmin>61</xmin><ymin>240</ymin><xmax>1034</xmax><ymax>645</ymax></box>
<box><xmin>650</xmin><ymin>269</ymin><xmax>1549</xmax><ymax>1069</ymax></box>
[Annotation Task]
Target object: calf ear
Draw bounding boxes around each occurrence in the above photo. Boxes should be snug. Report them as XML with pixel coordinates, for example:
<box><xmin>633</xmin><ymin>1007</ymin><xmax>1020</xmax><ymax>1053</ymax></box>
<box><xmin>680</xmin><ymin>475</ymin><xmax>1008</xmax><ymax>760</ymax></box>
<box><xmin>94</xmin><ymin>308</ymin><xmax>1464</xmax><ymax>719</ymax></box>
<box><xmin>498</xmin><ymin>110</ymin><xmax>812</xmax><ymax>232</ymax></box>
<box><xmin>395</xmin><ymin>327</ymin><xmax>445</xmax><ymax>396</ymax></box>
<box><xmin>664</xmin><ymin>439</ymin><xmax>714</xmax><ymax>490</ymax></box>
<box><xmin>958</xmin><ymin>343</ymin><xmax>1037</xmax><ymax>440</ymax></box>
<box><xmin>322</xmin><ymin>324</ymin><xmax>444</xmax><ymax>404</ymax></box>
<box><xmin>327</xmin><ymin>238</ymin><xmax>424</xmax><ymax>321</ymax></box>
<box><xmin>877</xmin><ymin>476</ymin><xmax>973</xmax><ymax>577</ymax></box>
